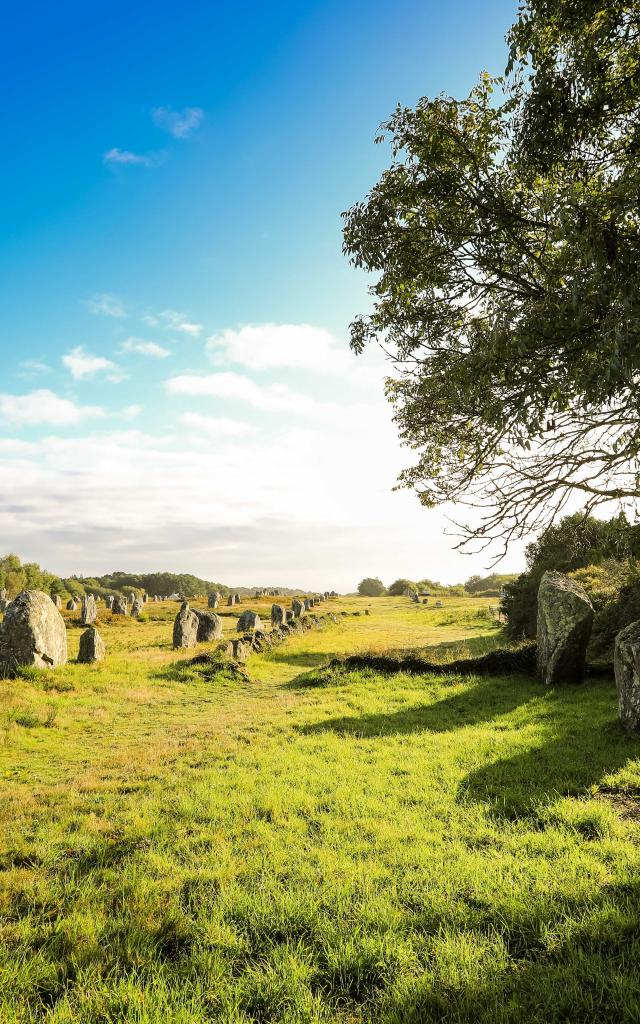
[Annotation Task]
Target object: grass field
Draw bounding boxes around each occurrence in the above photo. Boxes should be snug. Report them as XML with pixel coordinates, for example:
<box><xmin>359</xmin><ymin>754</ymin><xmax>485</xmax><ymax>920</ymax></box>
<box><xmin>1</xmin><ymin>595</ymin><xmax>639</xmax><ymax>1022</ymax></box>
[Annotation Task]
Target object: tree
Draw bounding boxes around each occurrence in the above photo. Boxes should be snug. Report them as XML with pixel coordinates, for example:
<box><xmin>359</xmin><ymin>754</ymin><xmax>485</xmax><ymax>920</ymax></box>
<box><xmin>343</xmin><ymin>1</ymin><xmax>640</xmax><ymax>554</ymax></box>
<box><xmin>357</xmin><ymin>577</ymin><xmax>386</xmax><ymax>597</ymax></box>
<box><xmin>387</xmin><ymin>578</ymin><xmax>416</xmax><ymax>596</ymax></box>
<box><xmin>502</xmin><ymin>511</ymin><xmax>640</xmax><ymax>637</ymax></box>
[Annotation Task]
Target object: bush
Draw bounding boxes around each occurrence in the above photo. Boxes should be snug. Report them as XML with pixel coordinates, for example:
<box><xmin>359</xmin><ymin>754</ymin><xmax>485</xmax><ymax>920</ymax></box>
<box><xmin>357</xmin><ymin>578</ymin><xmax>386</xmax><ymax>597</ymax></box>
<box><xmin>387</xmin><ymin>578</ymin><xmax>416</xmax><ymax>596</ymax></box>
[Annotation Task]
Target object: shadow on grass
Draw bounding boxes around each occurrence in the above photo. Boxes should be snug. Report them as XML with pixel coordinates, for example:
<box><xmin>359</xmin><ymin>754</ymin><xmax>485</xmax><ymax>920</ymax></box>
<box><xmin>459</xmin><ymin>683</ymin><xmax>637</xmax><ymax>819</ymax></box>
<box><xmin>300</xmin><ymin>676</ymin><xmax>533</xmax><ymax>737</ymax></box>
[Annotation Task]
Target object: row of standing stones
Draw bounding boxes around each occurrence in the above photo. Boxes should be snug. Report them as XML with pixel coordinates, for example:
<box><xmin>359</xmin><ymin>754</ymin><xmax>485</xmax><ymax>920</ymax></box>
<box><xmin>172</xmin><ymin>593</ymin><xmax>339</xmax><ymax>663</ymax></box>
<box><xmin>0</xmin><ymin>588</ymin><xmax>340</xmax><ymax>675</ymax></box>
<box><xmin>2</xmin><ymin>575</ymin><xmax>637</xmax><ymax>731</ymax></box>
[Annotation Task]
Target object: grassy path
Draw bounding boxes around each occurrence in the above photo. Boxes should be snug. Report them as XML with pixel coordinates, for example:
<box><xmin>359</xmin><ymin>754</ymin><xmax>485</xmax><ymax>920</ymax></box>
<box><xmin>1</xmin><ymin>597</ymin><xmax>639</xmax><ymax>1022</ymax></box>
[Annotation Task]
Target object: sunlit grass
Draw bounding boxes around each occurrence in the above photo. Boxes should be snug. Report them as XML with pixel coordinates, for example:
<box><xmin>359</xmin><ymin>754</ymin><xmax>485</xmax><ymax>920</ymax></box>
<box><xmin>0</xmin><ymin>595</ymin><xmax>639</xmax><ymax>1022</ymax></box>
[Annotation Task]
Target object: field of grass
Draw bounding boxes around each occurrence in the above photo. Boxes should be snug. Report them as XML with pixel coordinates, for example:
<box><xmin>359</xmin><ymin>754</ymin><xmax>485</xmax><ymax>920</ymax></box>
<box><xmin>0</xmin><ymin>594</ymin><xmax>639</xmax><ymax>1022</ymax></box>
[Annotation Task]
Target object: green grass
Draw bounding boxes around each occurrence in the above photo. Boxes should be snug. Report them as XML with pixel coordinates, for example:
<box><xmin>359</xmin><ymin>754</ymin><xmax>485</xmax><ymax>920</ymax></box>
<box><xmin>0</xmin><ymin>595</ymin><xmax>639</xmax><ymax>1022</ymax></box>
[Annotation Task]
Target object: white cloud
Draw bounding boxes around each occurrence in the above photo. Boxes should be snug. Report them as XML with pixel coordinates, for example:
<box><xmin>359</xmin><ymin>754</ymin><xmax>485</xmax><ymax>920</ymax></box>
<box><xmin>103</xmin><ymin>147</ymin><xmax>155</xmax><ymax>168</ymax></box>
<box><xmin>86</xmin><ymin>293</ymin><xmax>126</xmax><ymax>318</ymax></box>
<box><xmin>0</xmin><ymin>417</ymin><xmax>527</xmax><ymax>590</ymax></box>
<box><xmin>180</xmin><ymin>412</ymin><xmax>257</xmax><ymax>436</ymax></box>
<box><xmin>151</xmin><ymin>106</ymin><xmax>204</xmax><ymax>138</ymax></box>
<box><xmin>122</xmin><ymin>404</ymin><xmax>143</xmax><ymax>420</ymax></box>
<box><xmin>160</xmin><ymin>310</ymin><xmax>202</xmax><ymax>336</ymax></box>
<box><xmin>62</xmin><ymin>346</ymin><xmax>118</xmax><ymax>380</ymax></box>
<box><xmin>0</xmin><ymin>390</ymin><xmax>105</xmax><ymax>427</ymax></box>
<box><xmin>206</xmin><ymin>323</ymin><xmax>353</xmax><ymax>373</ymax></box>
<box><xmin>120</xmin><ymin>337</ymin><xmax>171</xmax><ymax>359</ymax></box>
<box><xmin>165</xmin><ymin>371</ymin><xmax>324</xmax><ymax>416</ymax></box>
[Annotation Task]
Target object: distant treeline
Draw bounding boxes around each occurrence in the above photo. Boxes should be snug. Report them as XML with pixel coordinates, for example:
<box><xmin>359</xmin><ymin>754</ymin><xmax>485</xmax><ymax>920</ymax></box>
<box><xmin>357</xmin><ymin>573</ymin><xmax>517</xmax><ymax>598</ymax></box>
<box><xmin>0</xmin><ymin>556</ymin><xmax>304</xmax><ymax>602</ymax></box>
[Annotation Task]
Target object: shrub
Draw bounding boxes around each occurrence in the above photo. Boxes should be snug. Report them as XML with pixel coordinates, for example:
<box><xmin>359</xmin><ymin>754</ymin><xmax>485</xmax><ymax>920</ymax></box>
<box><xmin>357</xmin><ymin>578</ymin><xmax>386</xmax><ymax>597</ymax></box>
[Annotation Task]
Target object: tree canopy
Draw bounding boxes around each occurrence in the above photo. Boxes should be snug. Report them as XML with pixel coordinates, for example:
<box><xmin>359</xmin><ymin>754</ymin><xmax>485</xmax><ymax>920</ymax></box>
<box><xmin>343</xmin><ymin>0</ymin><xmax>640</xmax><ymax>553</ymax></box>
<box><xmin>357</xmin><ymin>577</ymin><xmax>387</xmax><ymax>597</ymax></box>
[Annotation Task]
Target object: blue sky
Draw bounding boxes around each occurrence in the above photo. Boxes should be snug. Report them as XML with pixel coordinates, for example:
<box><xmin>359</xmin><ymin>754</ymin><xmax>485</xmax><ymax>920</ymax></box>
<box><xmin>0</xmin><ymin>0</ymin><xmax>523</xmax><ymax>590</ymax></box>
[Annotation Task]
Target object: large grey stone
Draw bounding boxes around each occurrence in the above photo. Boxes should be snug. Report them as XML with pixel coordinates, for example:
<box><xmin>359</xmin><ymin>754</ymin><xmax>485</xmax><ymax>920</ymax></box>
<box><xmin>536</xmin><ymin>571</ymin><xmax>594</xmax><ymax>685</ymax></box>
<box><xmin>195</xmin><ymin>610</ymin><xmax>223</xmax><ymax>642</ymax></box>
<box><xmin>0</xmin><ymin>590</ymin><xmax>67</xmax><ymax>671</ymax></box>
<box><xmin>208</xmin><ymin>591</ymin><xmax>220</xmax><ymax>609</ymax></box>
<box><xmin>112</xmin><ymin>596</ymin><xmax>128</xmax><ymax>616</ymax></box>
<box><xmin>66</xmin><ymin>599</ymin><xmax>77</xmax><ymax>611</ymax></box>
<box><xmin>81</xmin><ymin>594</ymin><xmax>97</xmax><ymax>626</ymax></box>
<box><xmin>614</xmin><ymin>621</ymin><xmax>640</xmax><ymax>732</ymax></box>
<box><xmin>237</xmin><ymin>610</ymin><xmax>262</xmax><ymax>633</ymax></box>
<box><xmin>173</xmin><ymin>601</ymin><xmax>199</xmax><ymax>649</ymax></box>
<box><xmin>271</xmin><ymin>603</ymin><xmax>286</xmax><ymax>628</ymax></box>
<box><xmin>291</xmin><ymin>599</ymin><xmax>304</xmax><ymax>618</ymax></box>
<box><xmin>131</xmin><ymin>596</ymin><xmax>144</xmax><ymax>618</ymax></box>
<box><xmin>78</xmin><ymin>626</ymin><xmax>106</xmax><ymax>664</ymax></box>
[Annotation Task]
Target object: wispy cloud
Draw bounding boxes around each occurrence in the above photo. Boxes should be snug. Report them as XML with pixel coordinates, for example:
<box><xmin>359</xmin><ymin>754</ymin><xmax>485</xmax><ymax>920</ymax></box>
<box><xmin>151</xmin><ymin>106</ymin><xmax>204</xmax><ymax>139</ymax></box>
<box><xmin>86</xmin><ymin>292</ymin><xmax>126</xmax><ymax>318</ymax></box>
<box><xmin>0</xmin><ymin>389</ymin><xmax>105</xmax><ymax>427</ymax></box>
<box><xmin>165</xmin><ymin>371</ymin><xmax>325</xmax><ymax>416</ymax></box>
<box><xmin>103</xmin><ymin>148</ymin><xmax>164</xmax><ymax>169</ymax></box>
<box><xmin>120</xmin><ymin>337</ymin><xmax>171</xmax><ymax>359</ymax></box>
<box><xmin>159</xmin><ymin>309</ymin><xmax>202</xmax><ymax>336</ymax></box>
<box><xmin>18</xmin><ymin>359</ymin><xmax>51</xmax><ymax>375</ymax></box>
<box><xmin>180</xmin><ymin>412</ymin><xmax>257</xmax><ymax>436</ymax></box>
<box><xmin>62</xmin><ymin>346</ymin><xmax>119</xmax><ymax>381</ymax></box>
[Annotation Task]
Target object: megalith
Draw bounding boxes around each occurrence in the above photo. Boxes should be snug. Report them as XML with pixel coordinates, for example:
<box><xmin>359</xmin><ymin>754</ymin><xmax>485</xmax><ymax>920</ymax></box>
<box><xmin>237</xmin><ymin>610</ymin><xmax>262</xmax><ymax>633</ymax></box>
<box><xmin>614</xmin><ymin>621</ymin><xmax>640</xmax><ymax>732</ymax></box>
<box><xmin>81</xmin><ymin>594</ymin><xmax>97</xmax><ymax>626</ymax></box>
<box><xmin>195</xmin><ymin>610</ymin><xmax>223</xmax><ymax>642</ymax></box>
<box><xmin>536</xmin><ymin>571</ymin><xmax>594</xmax><ymax>685</ymax></box>
<box><xmin>173</xmin><ymin>601</ymin><xmax>199</xmax><ymax>649</ymax></box>
<box><xmin>78</xmin><ymin>626</ymin><xmax>106</xmax><ymax>664</ymax></box>
<box><xmin>0</xmin><ymin>590</ymin><xmax>67</xmax><ymax>671</ymax></box>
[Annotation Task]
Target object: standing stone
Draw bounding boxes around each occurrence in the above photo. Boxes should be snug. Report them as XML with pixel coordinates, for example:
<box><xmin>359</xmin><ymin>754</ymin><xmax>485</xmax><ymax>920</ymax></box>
<box><xmin>536</xmin><ymin>571</ymin><xmax>594</xmax><ymax>685</ymax></box>
<box><xmin>112</xmin><ymin>595</ymin><xmax>128</xmax><ymax>616</ymax></box>
<box><xmin>194</xmin><ymin>610</ymin><xmax>223</xmax><ymax>641</ymax></box>
<box><xmin>237</xmin><ymin>610</ymin><xmax>262</xmax><ymax>633</ymax></box>
<box><xmin>52</xmin><ymin>594</ymin><xmax>62</xmax><ymax>610</ymax></box>
<box><xmin>81</xmin><ymin>594</ymin><xmax>97</xmax><ymax>626</ymax></box>
<box><xmin>292</xmin><ymin>599</ymin><xmax>304</xmax><ymax>618</ymax></box>
<box><xmin>208</xmin><ymin>591</ymin><xmax>220</xmax><ymax>609</ymax></box>
<box><xmin>227</xmin><ymin>594</ymin><xmax>234</xmax><ymax>606</ymax></box>
<box><xmin>173</xmin><ymin>601</ymin><xmax>199</xmax><ymax>649</ymax></box>
<box><xmin>285</xmin><ymin>609</ymin><xmax>294</xmax><ymax>623</ymax></box>
<box><xmin>78</xmin><ymin>626</ymin><xmax>106</xmax><ymax>664</ymax></box>
<box><xmin>303</xmin><ymin>598</ymin><xmax>311</xmax><ymax>611</ymax></box>
<box><xmin>106</xmin><ymin>595</ymin><xmax>114</xmax><ymax>609</ymax></box>
<box><xmin>66</xmin><ymin>599</ymin><xmax>77</xmax><ymax>612</ymax></box>
<box><xmin>131</xmin><ymin>596</ymin><xmax>143</xmax><ymax>618</ymax></box>
<box><xmin>0</xmin><ymin>590</ymin><xmax>67</xmax><ymax>671</ymax></box>
<box><xmin>271</xmin><ymin>604</ymin><xmax>286</xmax><ymax>628</ymax></box>
<box><xmin>614</xmin><ymin>622</ymin><xmax>640</xmax><ymax>732</ymax></box>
